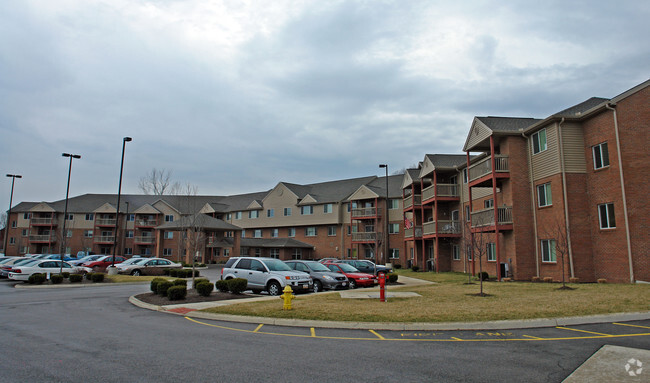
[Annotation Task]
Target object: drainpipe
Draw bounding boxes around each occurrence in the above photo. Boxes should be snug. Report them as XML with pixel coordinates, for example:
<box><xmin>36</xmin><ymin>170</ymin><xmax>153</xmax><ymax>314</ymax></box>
<box><xmin>605</xmin><ymin>103</ymin><xmax>634</xmax><ymax>283</ymax></box>
<box><xmin>557</xmin><ymin>118</ymin><xmax>575</xmax><ymax>278</ymax></box>
<box><xmin>520</xmin><ymin>129</ymin><xmax>540</xmax><ymax>277</ymax></box>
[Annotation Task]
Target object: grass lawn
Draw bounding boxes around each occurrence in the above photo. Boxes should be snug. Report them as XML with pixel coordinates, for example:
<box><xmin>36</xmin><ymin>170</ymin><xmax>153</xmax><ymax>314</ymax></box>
<box><xmin>200</xmin><ymin>271</ymin><xmax>650</xmax><ymax>322</ymax></box>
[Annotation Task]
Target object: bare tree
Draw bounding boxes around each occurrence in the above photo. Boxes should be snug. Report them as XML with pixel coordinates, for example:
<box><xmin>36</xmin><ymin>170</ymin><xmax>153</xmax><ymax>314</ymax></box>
<box><xmin>139</xmin><ymin>168</ymin><xmax>180</xmax><ymax>195</ymax></box>
<box><xmin>0</xmin><ymin>212</ymin><xmax>6</xmax><ymax>230</ymax></box>
<box><xmin>542</xmin><ymin>218</ymin><xmax>572</xmax><ymax>289</ymax></box>
<box><xmin>173</xmin><ymin>183</ymin><xmax>204</xmax><ymax>288</ymax></box>
<box><xmin>463</xmin><ymin>219</ymin><xmax>491</xmax><ymax>296</ymax></box>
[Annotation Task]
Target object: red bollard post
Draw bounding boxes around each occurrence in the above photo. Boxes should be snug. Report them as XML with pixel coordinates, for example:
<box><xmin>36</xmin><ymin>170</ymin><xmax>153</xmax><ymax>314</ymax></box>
<box><xmin>379</xmin><ymin>273</ymin><xmax>386</xmax><ymax>302</ymax></box>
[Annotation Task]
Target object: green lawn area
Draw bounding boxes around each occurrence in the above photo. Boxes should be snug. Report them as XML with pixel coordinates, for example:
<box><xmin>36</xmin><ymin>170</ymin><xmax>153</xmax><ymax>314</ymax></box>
<box><xmin>201</xmin><ymin>271</ymin><xmax>650</xmax><ymax>323</ymax></box>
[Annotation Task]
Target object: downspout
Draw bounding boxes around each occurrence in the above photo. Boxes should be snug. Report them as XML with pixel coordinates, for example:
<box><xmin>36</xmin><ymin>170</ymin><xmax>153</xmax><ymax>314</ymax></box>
<box><xmin>605</xmin><ymin>103</ymin><xmax>634</xmax><ymax>283</ymax></box>
<box><xmin>557</xmin><ymin>118</ymin><xmax>575</xmax><ymax>278</ymax></box>
<box><xmin>520</xmin><ymin>129</ymin><xmax>540</xmax><ymax>277</ymax></box>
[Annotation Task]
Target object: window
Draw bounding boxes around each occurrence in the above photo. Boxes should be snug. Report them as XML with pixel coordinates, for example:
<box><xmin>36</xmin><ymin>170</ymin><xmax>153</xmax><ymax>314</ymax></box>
<box><xmin>537</xmin><ymin>183</ymin><xmax>552</xmax><ymax>207</ymax></box>
<box><xmin>271</xmin><ymin>228</ymin><xmax>278</xmax><ymax>238</ymax></box>
<box><xmin>124</xmin><ymin>247</ymin><xmax>133</xmax><ymax>256</ymax></box>
<box><xmin>463</xmin><ymin>168</ymin><xmax>468</xmax><ymax>184</ymax></box>
<box><xmin>541</xmin><ymin>239</ymin><xmax>556</xmax><ymax>262</ymax></box>
<box><xmin>127</xmin><ymin>214</ymin><xmax>134</xmax><ymax>222</ymax></box>
<box><xmin>532</xmin><ymin>128</ymin><xmax>547</xmax><ymax>154</ymax></box>
<box><xmin>305</xmin><ymin>227</ymin><xmax>317</xmax><ymax>236</ymax></box>
<box><xmin>487</xmin><ymin>243</ymin><xmax>496</xmax><ymax>261</ymax></box>
<box><xmin>284</xmin><ymin>207</ymin><xmax>292</xmax><ymax>216</ymax></box>
<box><xmin>592</xmin><ymin>142</ymin><xmax>610</xmax><ymax>170</ymax></box>
<box><xmin>234</xmin><ymin>212</ymin><xmax>242</xmax><ymax>220</ymax></box>
<box><xmin>389</xmin><ymin>199</ymin><xmax>399</xmax><ymax>210</ymax></box>
<box><xmin>452</xmin><ymin>245</ymin><xmax>460</xmax><ymax>260</ymax></box>
<box><xmin>9</xmin><ymin>237</ymin><xmax>15</xmax><ymax>244</ymax></box>
<box><xmin>288</xmin><ymin>228</ymin><xmax>296</xmax><ymax>237</ymax></box>
<box><xmin>292</xmin><ymin>249</ymin><xmax>302</xmax><ymax>260</ymax></box>
<box><xmin>466</xmin><ymin>245</ymin><xmax>472</xmax><ymax>260</ymax></box>
<box><xmin>484</xmin><ymin>199</ymin><xmax>494</xmax><ymax>209</ymax></box>
<box><xmin>270</xmin><ymin>249</ymin><xmax>279</xmax><ymax>259</ymax></box>
<box><xmin>126</xmin><ymin>230</ymin><xmax>134</xmax><ymax>238</ymax></box>
<box><xmin>227</xmin><ymin>213</ymin><xmax>232</xmax><ymax>220</ymax></box>
<box><xmin>164</xmin><ymin>232</ymin><xmax>173</xmax><ymax>239</ymax></box>
<box><xmin>66</xmin><ymin>214</ymin><xmax>73</xmax><ymax>221</ymax></box>
<box><xmin>21</xmin><ymin>229</ymin><xmax>28</xmax><ymax>237</ymax></box>
<box><xmin>84</xmin><ymin>230</ymin><xmax>93</xmax><ymax>238</ymax></box>
<box><xmin>267</xmin><ymin>209</ymin><xmax>274</xmax><ymax>218</ymax></box>
<box><xmin>164</xmin><ymin>215</ymin><xmax>174</xmax><ymax>222</ymax></box>
<box><xmin>254</xmin><ymin>248</ymin><xmax>261</xmax><ymax>257</ymax></box>
<box><xmin>85</xmin><ymin>213</ymin><xmax>94</xmax><ymax>221</ymax></box>
<box><xmin>465</xmin><ymin>205</ymin><xmax>470</xmax><ymax>222</ymax></box>
<box><xmin>328</xmin><ymin>226</ymin><xmax>336</xmax><ymax>236</ymax></box>
<box><xmin>66</xmin><ymin>230</ymin><xmax>72</xmax><ymax>238</ymax></box>
<box><xmin>389</xmin><ymin>223</ymin><xmax>399</xmax><ymax>234</ymax></box>
<box><xmin>254</xmin><ymin>229</ymin><xmax>262</xmax><ymax>238</ymax></box>
<box><xmin>323</xmin><ymin>204</ymin><xmax>333</xmax><ymax>213</ymax></box>
<box><xmin>241</xmin><ymin>229</ymin><xmax>246</xmax><ymax>238</ymax></box>
<box><xmin>11</xmin><ymin>221</ymin><xmax>16</xmax><ymax>228</ymax></box>
<box><xmin>163</xmin><ymin>248</ymin><xmax>173</xmax><ymax>256</ymax></box>
<box><xmin>365</xmin><ymin>249</ymin><xmax>374</xmax><ymax>259</ymax></box>
<box><xmin>301</xmin><ymin>206</ymin><xmax>313</xmax><ymax>215</ymax></box>
<box><xmin>598</xmin><ymin>203</ymin><xmax>616</xmax><ymax>229</ymax></box>
<box><xmin>20</xmin><ymin>246</ymin><xmax>29</xmax><ymax>254</ymax></box>
<box><xmin>223</xmin><ymin>249</ymin><xmax>230</xmax><ymax>257</ymax></box>
<box><xmin>249</xmin><ymin>210</ymin><xmax>259</xmax><ymax>219</ymax></box>
<box><xmin>23</xmin><ymin>213</ymin><xmax>31</xmax><ymax>220</ymax></box>
<box><xmin>389</xmin><ymin>249</ymin><xmax>399</xmax><ymax>259</ymax></box>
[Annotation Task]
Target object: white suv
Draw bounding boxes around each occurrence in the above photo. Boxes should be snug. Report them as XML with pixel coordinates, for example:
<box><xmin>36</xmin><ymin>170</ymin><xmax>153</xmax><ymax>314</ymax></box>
<box><xmin>221</xmin><ymin>257</ymin><xmax>313</xmax><ymax>296</ymax></box>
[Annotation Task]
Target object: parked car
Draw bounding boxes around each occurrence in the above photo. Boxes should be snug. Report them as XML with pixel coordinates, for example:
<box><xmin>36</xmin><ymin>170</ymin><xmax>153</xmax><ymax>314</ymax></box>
<box><xmin>0</xmin><ymin>257</ymin><xmax>32</xmax><ymax>278</ymax></box>
<box><xmin>43</xmin><ymin>254</ymin><xmax>76</xmax><ymax>262</ymax></box>
<box><xmin>322</xmin><ymin>262</ymin><xmax>377</xmax><ymax>288</ymax></box>
<box><xmin>221</xmin><ymin>257</ymin><xmax>313</xmax><ymax>296</ymax></box>
<box><xmin>116</xmin><ymin>258</ymin><xmax>182</xmax><ymax>276</ymax></box>
<box><xmin>317</xmin><ymin>258</ymin><xmax>340</xmax><ymax>264</ymax></box>
<box><xmin>68</xmin><ymin>255</ymin><xmax>104</xmax><ymax>266</ymax></box>
<box><xmin>284</xmin><ymin>260</ymin><xmax>349</xmax><ymax>292</ymax></box>
<box><xmin>334</xmin><ymin>259</ymin><xmax>392</xmax><ymax>275</ymax></box>
<box><xmin>82</xmin><ymin>255</ymin><xmax>126</xmax><ymax>271</ymax></box>
<box><xmin>8</xmin><ymin>260</ymin><xmax>82</xmax><ymax>281</ymax></box>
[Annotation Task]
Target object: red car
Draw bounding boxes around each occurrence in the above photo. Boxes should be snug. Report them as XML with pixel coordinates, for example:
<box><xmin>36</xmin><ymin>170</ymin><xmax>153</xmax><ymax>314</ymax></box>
<box><xmin>82</xmin><ymin>255</ymin><xmax>126</xmax><ymax>271</ymax></box>
<box><xmin>323</xmin><ymin>262</ymin><xmax>377</xmax><ymax>289</ymax></box>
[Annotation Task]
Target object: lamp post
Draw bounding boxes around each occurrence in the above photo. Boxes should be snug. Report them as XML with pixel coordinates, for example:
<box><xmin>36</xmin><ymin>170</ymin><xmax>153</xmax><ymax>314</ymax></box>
<box><xmin>60</xmin><ymin>153</ymin><xmax>81</xmax><ymax>273</ymax></box>
<box><xmin>111</xmin><ymin>137</ymin><xmax>132</xmax><ymax>268</ymax></box>
<box><xmin>4</xmin><ymin>174</ymin><xmax>22</xmax><ymax>256</ymax></box>
<box><xmin>379</xmin><ymin>164</ymin><xmax>389</xmax><ymax>266</ymax></box>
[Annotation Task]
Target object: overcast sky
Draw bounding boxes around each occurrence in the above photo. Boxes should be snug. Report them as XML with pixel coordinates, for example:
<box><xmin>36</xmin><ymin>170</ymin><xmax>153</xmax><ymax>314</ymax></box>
<box><xmin>1</xmin><ymin>0</ymin><xmax>648</xmax><ymax>210</ymax></box>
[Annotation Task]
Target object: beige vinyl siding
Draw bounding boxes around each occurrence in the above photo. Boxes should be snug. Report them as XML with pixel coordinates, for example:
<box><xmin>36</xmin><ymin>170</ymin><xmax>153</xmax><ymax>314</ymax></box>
<box><xmin>531</xmin><ymin>124</ymin><xmax>561</xmax><ymax>181</ymax></box>
<box><xmin>471</xmin><ymin>187</ymin><xmax>493</xmax><ymax>200</ymax></box>
<box><xmin>465</xmin><ymin>121</ymin><xmax>492</xmax><ymax>150</ymax></box>
<box><xmin>561</xmin><ymin>123</ymin><xmax>587</xmax><ymax>173</ymax></box>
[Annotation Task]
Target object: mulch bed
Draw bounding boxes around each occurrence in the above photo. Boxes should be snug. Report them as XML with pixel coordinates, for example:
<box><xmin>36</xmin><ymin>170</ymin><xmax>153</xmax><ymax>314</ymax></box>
<box><xmin>135</xmin><ymin>290</ymin><xmax>255</xmax><ymax>306</ymax></box>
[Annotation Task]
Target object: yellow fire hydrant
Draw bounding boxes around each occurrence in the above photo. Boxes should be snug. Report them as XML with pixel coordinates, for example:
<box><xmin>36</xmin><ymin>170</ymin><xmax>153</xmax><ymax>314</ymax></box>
<box><xmin>281</xmin><ymin>285</ymin><xmax>295</xmax><ymax>310</ymax></box>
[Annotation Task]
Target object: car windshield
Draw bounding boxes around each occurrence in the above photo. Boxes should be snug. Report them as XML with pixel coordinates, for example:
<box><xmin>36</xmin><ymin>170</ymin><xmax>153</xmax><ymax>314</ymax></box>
<box><xmin>263</xmin><ymin>259</ymin><xmax>292</xmax><ymax>271</ymax></box>
<box><xmin>16</xmin><ymin>259</ymin><xmax>39</xmax><ymax>267</ymax></box>
<box><xmin>0</xmin><ymin>258</ymin><xmax>16</xmax><ymax>265</ymax></box>
<box><xmin>305</xmin><ymin>261</ymin><xmax>330</xmax><ymax>272</ymax></box>
<box><xmin>337</xmin><ymin>263</ymin><xmax>360</xmax><ymax>272</ymax></box>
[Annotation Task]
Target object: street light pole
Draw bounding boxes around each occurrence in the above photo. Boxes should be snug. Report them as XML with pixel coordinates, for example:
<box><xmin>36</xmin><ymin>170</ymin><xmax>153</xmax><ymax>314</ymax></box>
<box><xmin>60</xmin><ymin>153</ymin><xmax>81</xmax><ymax>273</ymax></box>
<box><xmin>379</xmin><ymin>164</ymin><xmax>389</xmax><ymax>266</ymax></box>
<box><xmin>111</xmin><ymin>137</ymin><xmax>132</xmax><ymax>268</ymax></box>
<box><xmin>4</xmin><ymin>174</ymin><xmax>22</xmax><ymax>256</ymax></box>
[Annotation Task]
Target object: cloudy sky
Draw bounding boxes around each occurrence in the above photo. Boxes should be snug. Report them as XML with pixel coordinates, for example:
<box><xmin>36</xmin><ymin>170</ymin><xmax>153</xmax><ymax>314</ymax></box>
<box><xmin>1</xmin><ymin>0</ymin><xmax>648</xmax><ymax>210</ymax></box>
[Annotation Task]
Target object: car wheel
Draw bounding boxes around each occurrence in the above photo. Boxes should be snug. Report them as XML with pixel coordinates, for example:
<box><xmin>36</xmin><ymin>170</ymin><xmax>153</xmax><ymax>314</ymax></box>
<box><xmin>349</xmin><ymin>279</ymin><xmax>357</xmax><ymax>289</ymax></box>
<box><xmin>131</xmin><ymin>270</ymin><xmax>141</xmax><ymax>276</ymax></box>
<box><xmin>313</xmin><ymin>280</ymin><xmax>322</xmax><ymax>293</ymax></box>
<box><xmin>267</xmin><ymin>281</ymin><xmax>282</xmax><ymax>296</ymax></box>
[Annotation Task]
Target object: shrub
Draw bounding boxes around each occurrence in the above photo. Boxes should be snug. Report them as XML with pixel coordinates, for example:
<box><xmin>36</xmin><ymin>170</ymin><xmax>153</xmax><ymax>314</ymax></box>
<box><xmin>169</xmin><ymin>269</ymin><xmax>178</xmax><ymax>277</ymax></box>
<box><xmin>51</xmin><ymin>274</ymin><xmax>64</xmax><ymax>284</ymax></box>
<box><xmin>162</xmin><ymin>269</ymin><xmax>171</xmax><ymax>276</ymax></box>
<box><xmin>85</xmin><ymin>272</ymin><xmax>94</xmax><ymax>280</ymax></box>
<box><xmin>157</xmin><ymin>280</ymin><xmax>174</xmax><ymax>296</ymax></box>
<box><xmin>597</xmin><ymin>278</ymin><xmax>607</xmax><ymax>284</ymax></box>
<box><xmin>569</xmin><ymin>277</ymin><xmax>580</xmax><ymax>284</ymax></box>
<box><xmin>531</xmin><ymin>276</ymin><xmax>541</xmax><ymax>283</ymax></box>
<box><xmin>150</xmin><ymin>278</ymin><xmax>168</xmax><ymax>293</ymax></box>
<box><xmin>192</xmin><ymin>270</ymin><xmax>200</xmax><ymax>277</ymax></box>
<box><xmin>61</xmin><ymin>272</ymin><xmax>70</xmax><ymax>279</ymax></box>
<box><xmin>411</xmin><ymin>266</ymin><xmax>420</xmax><ymax>272</ymax></box>
<box><xmin>173</xmin><ymin>279</ymin><xmax>187</xmax><ymax>287</ymax></box>
<box><xmin>215</xmin><ymin>279</ymin><xmax>229</xmax><ymax>293</ymax></box>
<box><xmin>177</xmin><ymin>269</ymin><xmax>188</xmax><ymax>278</ymax></box>
<box><xmin>196</xmin><ymin>281</ymin><xmax>214</xmax><ymax>297</ymax></box>
<box><xmin>228</xmin><ymin>278</ymin><xmax>247</xmax><ymax>294</ymax></box>
<box><xmin>387</xmin><ymin>273</ymin><xmax>398</xmax><ymax>283</ymax></box>
<box><xmin>477</xmin><ymin>271</ymin><xmax>489</xmax><ymax>281</ymax></box>
<box><xmin>69</xmin><ymin>274</ymin><xmax>83</xmax><ymax>283</ymax></box>
<box><xmin>543</xmin><ymin>277</ymin><xmax>553</xmax><ymax>283</ymax></box>
<box><xmin>91</xmin><ymin>273</ymin><xmax>105</xmax><ymax>283</ymax></box>
<box><xmin>193</xmin><ymin>278</ymin><xmax>209</xmax><ymax>288</ymax></box>
<box><xmin>28</xmin><ymin>273</ymin><xmax>46</xmax><ymax>285</ymax></box>
<box><xmin>167</xmin><ymin>285</ymin><xmax>187</xmax><ymax>301</ymax></box>
<box><xmin>393</xmin><ymin>264</ymin><xmax>402</xmax><ymax>269</ymax></box>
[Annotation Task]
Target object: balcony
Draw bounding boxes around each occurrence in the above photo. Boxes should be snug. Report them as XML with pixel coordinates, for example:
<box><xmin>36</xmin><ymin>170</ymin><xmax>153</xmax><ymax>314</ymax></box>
<box><xmin>136</xmin><ymin>219</ymin><xmax>158</xmax><ymax>227</ymax></box>
<box><xmin>351</xmin><ymin>232</ymin><xmax>379</xmax><ymax>242</ymax></box>
<box><xmin>422</xmin><ymin>183</ymin><xmax>459</xmax><ymax>202</ymax></box>
<box><xmin>468</xmin><ymin>155</ymin><xmax>509</xmax><ymax>185</ymax></box>
<box><xmin>404</xmin><ymin>226</ymin><xmax>423</xmax><ymax>239</ymax></box>
<box><xmin>29</xmin><ymin>234</ymin><xmax>56</xmax><ymax>243</ymax></box>
<box><xmin>95</xmin><ymin>218</ymin><xmax>116</xmax><ymax>226</ymax></box>
<box><xmin>94</xmin><ymin>236</ymin><xmax>115</xmax><ymax>243</ymax></box>
<box><xmin>403</xmin><ymin>194</ymin><xmax>421</xmax><ymax>210</ymax></box>
<box><xmin>470</xmin><ymin>206</ymin><xmax>513</xmax><ymax>230</ymax></box>
<box><xmin>31</xmin><ymin>218</ymin><xmax>55</xmax><ymax>226</ymax></box>
<box><xmin>134</xmin><ymin>236</ymin><xmax>155</xmax><ymax>244</ymax></box>
<box><xmin>422</xmin><ymin>220</ymin><xmax>461</xmax><ymax>236</ymax></box>
<box><xmin>351</xmin><ymin>207</ymin><xmax>381</xmax><ymax>219</ymax></box>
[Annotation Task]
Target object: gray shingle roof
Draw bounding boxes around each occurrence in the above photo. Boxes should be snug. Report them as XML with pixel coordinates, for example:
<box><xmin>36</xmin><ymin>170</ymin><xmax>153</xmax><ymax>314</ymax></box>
<box><xmin>552</xmin><ymin>97</ymin><xmax>609</xmax><ymax>118</ymax></box>
<box><xmin>156</xmin><ymin>213</ymin><xmax>240</xmax><ymax>231</ymax></box>
<box><xmin>424</xmin><ymin>154</ymin><xmax>469</xmax><ymax>169</ymax></box>
<box><xmin>283</xmin><ymin>176</ymin><xmax>378</xmax><ymax>203</ymax></box>
<box><xmin>240</xmin><ymin>238</ymin><xmax>315</xmax><ymax>249</ymax></box>
<box><xmin>476</xmin><ymin>117</ymin><xmax>542</xmax><ymax>133</ymax></box>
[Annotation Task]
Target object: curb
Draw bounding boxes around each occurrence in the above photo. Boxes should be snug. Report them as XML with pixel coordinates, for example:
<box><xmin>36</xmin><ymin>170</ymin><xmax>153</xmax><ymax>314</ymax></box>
<box><xmin>15</xmin><ymin>281</ymin><xmax>149</xmax><ymax>289</ymax></box>
<box><xmin>128</xmin><ymin>295</ymin><xmax>650</xmax><ymax>330</ymax></box>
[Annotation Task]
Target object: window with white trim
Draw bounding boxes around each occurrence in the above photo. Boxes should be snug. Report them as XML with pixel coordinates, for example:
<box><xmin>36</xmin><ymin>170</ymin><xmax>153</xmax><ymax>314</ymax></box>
<box><xmin>84</xmin><ymin>230</ymin><xmax>93</xmax><ymax>238</ymax></box>
<box><xmin>592</xmin><ymin>142</ymin><xmax>610</xmax><ymax>170</ymax></box>
<box><xmin>126</xmin><ymin>230</ymin><xmax>134</xmax><ymax>238</ymax></box>
<box><xmin>487</xmin><ymin>243</ymin><xmax>496</xmax><ymax>261</ymax></box>
<box><xmin>288</xmin><ymin>228</ymin><xmax>296</xmax><ymax>237</ymax></box>
<box><xmin>598</xmin><ymin>203</ymin><xmax>616</xmax><ymax>229</ymax></box>
<box><xmin>532</xmin><ymin>128</ymin><xmax>547</xmax><ymax>154</ymax></box>
<box><xmin>254</xmin><ymin>229</ymin><xmax>262</xmax><ymax>238</ymax></box>
<box><xmin>85</xmin><ymin>213</ymin><xmax>94</xmax><ymax>221</ymax></box>
<box><xmin>389</xmin><ymin>248</ymin><xmax>399</xmax><ymax>259</ymax></box>
<box><xmin>249</xmin><ymin>211</ymin><xmax>259</xmax><ymax>219</ymax></box>
<box><xmin>124</xmin><ymin>248</ymin><xmax>133</xmax><ymax>256</ymax></box>
<box><xmin>328</xmin><ymin>226</ymin><xmax>336</xmax><ymax>236</ymax></box>
<box><xmin>292</xmin><ymin>249</ymin><xmax>302</xmax><ymax>260</ymax></box>
<box><xmin>223</xmin><ymin>249</ymin><xmax>230</xmax><ymax>257</ymax></box>
<box><xmin>164</xmin><ymin>215</ymin><xmax>174</xmax><ymax>222</ymax></box>
<box><xmin>452</xmin><ymin>245</ymin><xmax>460</xmax><ymax>260</ymax></box>
<box><xmin>23</xmin><ymin>213</ymin><xmax>31</xmax><ymax>220</ymax></box>
<box><xmin>537</xmin><ymin>183</ymin><xmax>552</xmax><ymax>207</ymax></box>
<box><xmin>164</xmin><ymin>231</ymin><xmax>173</xmax><ymax>239</ymax></box>
<box><xmin>234</xmin><ymin>212</ymin><xmax>242</xmax><ymax>220</ymax></box>
<box><xmin>389</xmin><ymin>223</ymin><xmax>399</xmax><ymax>234</ymax></box>
<box><xmin>484</xmin><ymin>199</ymin><xmax>494</xmax><ymax>209</ymax></box>
<box><xmin>270</xmin><ymin>249</ymin><xmax>279</xmax><ymax>259</ymax></box>
<box><xmin>284</xmin><ymin>207</ymin><xmax>292</xmax><ymax>216</ymax></box>
<box><xmin>301</xmin><ymin>206</ymin><xmax>313</xmax><ymax>215</ymax></box>
<box><xmin>241</xmin><ymin>229</ymin><xmax>246</xmax><ymax>238</ymax></box>
<box><xmin>541</xmin><ymin>239</ymin><xmax>556</xmax><ymax>262</ymax></box>
<box><xmin>323</xmin><ymin>204</ymin><xmax>333</xmax><ymax>213</ymax></box>
<box><xmin>466</xmin><ymin>245</ymin><xmax>472</xmax><ymax>260</ymax></box>
<box><xmin>267</xmin><ymin>209</ymin><xmax>274</xmax><ymax>218</ymax></box>
<box><xmin>271</xmin><ymin>228</ymin><xmax>279</xmax><ymax>238</ymax></box>
<box><xmin>465</xmin><ymin>205</ymin><xmax>470</xmax><ymax>222</ymax></box>
<box><xmin>463</xmin><ymin>168</ymin><xmax>468</xmax><ymax>184</ymax></box>
<box><xmin>21</xmin><ymin>229</ymin><xmax>28</xmax><ymax>237</ymax></box>
<box><xmin>163</xmin><ymin>248</ymin><xmax>173</xmax><ymax>256</ymax></box>
<box><xmin>305</xmin><ymin>227</ymin><xmax>317</xmax><ymax>236</ymax></box>
<box><xmin>127</xmin><ymin>214</ymin><xmax>134</xmax><ymax>222</ymax></box>
<box><xmin>389</xmin><ymin>199</ymin><xmax>399</xmax><ymax>209</ymax></box>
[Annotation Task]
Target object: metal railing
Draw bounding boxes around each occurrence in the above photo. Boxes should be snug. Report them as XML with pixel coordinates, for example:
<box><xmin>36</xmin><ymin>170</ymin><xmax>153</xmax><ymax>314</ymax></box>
<box><xmin>29</xmin><ymin>234</ymin><xmax>56</xmax><ymax>242</ymax></box>
<box><xmin>468</xmin><ymin>155</ymin><xmax>509</xmax><ymax>182</ymax></box>
<box><xmin>471</xmin><ymin>206</ymin><xmax>513</xmax><ymax>227</ymax></box>
<box><xmin>30</xmin><ymin>218</ymin><xmax>54</xmax><ymax>225</ymax></box>
<box><xmin>351</xmin><ymin>207</ymin><xmax>381</xmax><ymax>218</ymax></box>
<box><xmin>136</xmin><ymin>220</ymin><xmax>158</xmax><ymax>227</ymax></box>
<box><xmin>95</xmin><ymin>218</ymin><xmax>116</xmax><ymax>226</ymax></box>
<box><xmin>135</xmin><ymin>236</ymin><xmax>155</xmax><ymax>244</ymax></box>
<box><xmin>422</xmin><ymin>220</ymin><xmax>462</xmax><ymax>235</ymax></box>
<box><xmin>94</xmin><ymin>236</ymin><xmax>115</xmax><ymax>243</ymax></box>
<box><xmin>422</xmin><ymin>184</ymin><xmax>459</xmax><ymax>200</ymax></box>
<box><xmin>403</xmin><ymin>194</ymin><xmax>421</xmax><ymax>209</ymax></box>
<box><xmin>351</xmin><ymin>232</ymin><xmax>378</xmax><ymax>242</ymax></box>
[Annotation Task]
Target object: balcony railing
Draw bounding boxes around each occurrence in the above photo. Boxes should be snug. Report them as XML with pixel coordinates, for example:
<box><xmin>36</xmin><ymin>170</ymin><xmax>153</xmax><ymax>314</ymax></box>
<box><xmin>422</xmin><ymin>183</ymin><xmax>459</xmax><ymax>201</ymax></box>
<box><xmin>135</xmin><ymin>236</ymin><xmax>155</xmax><ymax>244</ymax></box>
<box><xmin>403</xmin><ymin>194</ymin><xmax>421</xmax><ymax>209</ymax></box>
<box><xmin>471</xmin><ymin>206</ymin><xmax>513</xmax><ymax>227</ymax></box>
<box><xmin>29</xmin><ymin>234</ymin><xmax>56</xmax><ymax>242</ymax></box>
<box><xmin>423</xmin><ymin>220</ymin><xmax>462</xmax><ymax>235</ymax></box>
<box><xmin>351</xmin><ymin>207</ymin><xmax>381</xmax><ymax>219</ymax></box>
<box><xmin>94</xmin><ymin>236</ymin><xmax>115</xmax><ymax>243</ymax></box>
<box><xmin>404</xmin><ymin>226</ymin><xmax>423</xmax><ymax>238</ymax></box>
<box><xmin>30</xmin><ymin>218</ymin><xmax>55</xmax><ymax>225</ymax></box>
<box><xmin>95</xmin><ymin>218</ymin><xmax>116</xmax><ymax>226</ymax></box>
<box><xmin>468</xmin><ymin>155</ymin><xmax>509</xmax><ymax>182</ymax></box>
<box><xmin>136</xmin><ymin>220</ymin><xmax>158</xmax><ymax>227</ymax></box>
<box><xmin>351</xmin><ymin>232</ymin><xmax>378</xmax><ymax>242</ymax></box>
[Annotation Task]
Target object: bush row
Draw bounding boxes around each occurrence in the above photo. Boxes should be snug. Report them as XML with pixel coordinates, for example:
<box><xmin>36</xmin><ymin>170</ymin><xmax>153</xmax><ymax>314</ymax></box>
<box><xmin>27</xmin><ymin>273</ymin><xmax>86</xmax><ymax>284</ymax></box>
<box><xmin>181</xmin><ymin>262</ymin><xmax>206</xmax><ymax>268</ymax></box>
<box><xmin>215</xmin><ymin>278</ymin><xmax>247</xmax><ymax>294</ymax></box>
<box><xmin>163</xmin><ymin>269</ymin><xmax>200</xmax><ymax>278</ymax></box>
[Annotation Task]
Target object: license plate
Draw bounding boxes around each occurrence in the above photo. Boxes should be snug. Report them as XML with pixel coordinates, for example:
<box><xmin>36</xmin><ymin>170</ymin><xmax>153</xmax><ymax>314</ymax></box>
<box><xmin>302</xmin><ymin>284</ymin><xmax>308</xmax><ymax>289</ymax></box>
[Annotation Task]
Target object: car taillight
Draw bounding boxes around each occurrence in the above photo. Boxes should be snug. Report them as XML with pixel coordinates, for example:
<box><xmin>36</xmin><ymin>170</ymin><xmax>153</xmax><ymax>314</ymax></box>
<box><xmin>12</xmin><ymin>269</ymin><xmax>21</xmax><ymax>273</ymax></box>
